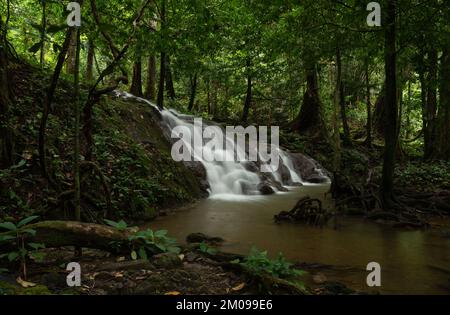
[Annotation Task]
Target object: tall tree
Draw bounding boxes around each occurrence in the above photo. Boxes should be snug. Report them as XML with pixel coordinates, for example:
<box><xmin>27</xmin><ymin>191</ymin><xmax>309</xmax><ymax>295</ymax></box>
<box><xmin>156</xmin><ymin>0</ymin><xmax>166</xmax><ymax>109</ymax></box>
<box><xmin>436</xmin><ymin>47</ymin><xmax>450</xmax><ymax>160</ymax></box>
<box><xmin>130</xmin><ymin>58</ymin><xmax>143</xmax><ymax>97</ymax></box>
<box><xmin>380</xmin><ymin>0</ymin><xmax>398</xmax><ymax>209</ymax></box>
<box><xmin>242</xmin><ymin>57</ymin><xmax>252</xmax><ymax>123</ymax></box>
<box><xmin>0</xmin><ymin>2</ymin><xmax>14</xmax><ymax>168</ymax></box>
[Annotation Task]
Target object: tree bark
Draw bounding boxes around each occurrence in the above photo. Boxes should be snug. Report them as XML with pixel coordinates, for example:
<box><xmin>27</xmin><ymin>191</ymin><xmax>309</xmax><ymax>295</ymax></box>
<box><xmin>39</xmin><ymin>28</ymin><xmax>74</xmax><ymax>184</ymax></box>
<box><xmin>165</xmin><ymin>55</ymin><xmax>175</xmax><ymax>100</ymax></box>
<box><xmin>365</xmin><ymin>57</ymin><xmax>372</xmax><ymax>147</ymax></box>
<box><xmin>242</xmin><ymin>58</ymin><xmax>252</xmax><ymax>123</ymax></box>
<box><xmin>0</xmin><ymin>12</ymin><xmax>13</xmax><ymax>168</ymax></box>
<box><xmin>86</xmin><ymin>40</ymin><xmax>94</xmax><ymax>81</ymax></box>
<box><xmin>73</xmin><ymin>27</ymin><xmax>82</xmax><ymax>225</ymax></box>
<box><xmin>380</xmin><ymin>0</ymin><xmax>398</xmax><ymax>209</ymax></box>
<box><xmin>130</xmin><ymin>59</ymin><xmax>143</xmax><ymax>97</ymax></box>
<box><xmin>156</xmin><ymin>0</ymin><xmax>166</xmax><ymax>109</ymax></box>
<box><xmin>336</xmin><ymin>47</ymin><xmax>351</xmax><ymax>146</ymax></box>
<box><xmin>145</xmin><ymin>55</ymin><xmax>156</xmax><ymax>101</ymax></box>
<box><xmin>424</xmin><ymin>49</ymin><xmax>438</xmax><ymax>159</ymax></box>
<box><xmin>291</xmin><ymin>63</ymin><xmax>323</xmax><ymax>137</ymax></box>
<box><xmin>437</xmin><ymin>48</ymin><xmax>450</xmax><ymax>160</ymax></box>
<box><xmin>66</xmin><ymin>30</ymin><xmax>77</xmax><ymax>74</ymax></box>
<box><xmin>188</xmin><ymin>73</ymin><xmax>198</xmax><ymax>111</ymax></box>
<box><xmin>157</xmin><ymin>52</ymin><xmax>166</xmax><ymax>109</ymax></box>
<box><xmin>40</xmin><ymin>0</ymin><xmax>46</xmax><ymax>67</ymax></box>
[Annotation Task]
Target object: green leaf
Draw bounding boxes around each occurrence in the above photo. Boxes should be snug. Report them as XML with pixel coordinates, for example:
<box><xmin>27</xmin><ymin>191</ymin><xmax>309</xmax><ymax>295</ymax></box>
<box><xmin>154</xmin><ymin>230</ymin><xmax>168</xmax><ymax>238</ymax></box>
<box><xmin>0</xmin><ymin>235</ymin><xmax>15</xmax><ymax>242</ymax></box>
<box><xmin>0</xmin><ymin>222</ymin><xmax>17</xmax><ymax>231</ymax></box>
<box><xmin>23</xmin><ymin>229</ymin><xmax>36</xmax><ymax>236</ymax></box>
<box><xmin>131</xmin><ymin>250</ymin><xmax>137</xmax><ymax>260</ymax></box>
<box><xmin>8</xmin><ymin>251</ymin><xmax>19</xmax><ymax>262</ymax></box>
<box><xmin>138</xmin><ymin>248</ymin><xmax>147</xmax><ymax>260</ymax></box>
<box><xmin>17</xmin><ymin>215</ymin><xmax>39</xmax><ymax>227</ymax></box>
<box><xmin>116</xmin><ymin>220</ymin><xmax>128</xmax><ymax>230</ymax></box>
<box><xmin>28</xmin><ymin>243</ymin><xmax>45</xmax><ymax>250</ymax></box>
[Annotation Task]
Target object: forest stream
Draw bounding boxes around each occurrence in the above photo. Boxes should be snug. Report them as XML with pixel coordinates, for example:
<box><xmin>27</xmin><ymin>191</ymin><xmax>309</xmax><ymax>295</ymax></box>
<box><xmin>150</xmin><ymin>184</ymin><xmax>450</xmax><ymax>295</ymax></box>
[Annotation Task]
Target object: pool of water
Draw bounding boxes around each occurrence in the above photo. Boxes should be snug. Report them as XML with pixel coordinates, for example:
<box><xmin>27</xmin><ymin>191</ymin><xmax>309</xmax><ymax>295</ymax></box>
<box><xmin>149</xmin><ymin>184</ymin><xmax>450</xmax><ymax>294</ymax></box>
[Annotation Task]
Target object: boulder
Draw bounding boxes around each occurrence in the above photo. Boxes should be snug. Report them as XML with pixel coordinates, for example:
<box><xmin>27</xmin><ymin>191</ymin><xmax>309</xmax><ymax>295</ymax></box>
<box><xmin>183</xmin><ymin>161</ymin><xmax>210</xmax><ymax>193</ymax></box>
<box><xmin>287</xmin><ymin>153</ymin><xmax>330</xmax><ymax>183</ymax></box>
<box><xmin>257</xmin><ymin>182</ymin><xmax>275</xmax><ymax>195</ymax></box>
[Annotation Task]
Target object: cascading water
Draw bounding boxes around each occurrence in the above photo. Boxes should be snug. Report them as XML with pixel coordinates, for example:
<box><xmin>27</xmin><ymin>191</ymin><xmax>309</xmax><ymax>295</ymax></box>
<box><xmin>115</xmin><ymin>91</ymin><xmax>329</xmax><ymax>197</ymax></box>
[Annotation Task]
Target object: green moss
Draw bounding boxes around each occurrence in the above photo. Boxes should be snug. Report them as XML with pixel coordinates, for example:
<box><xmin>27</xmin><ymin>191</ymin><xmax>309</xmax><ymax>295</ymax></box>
<box><xmin>0</xmin><ymin>281</ymin><xmax>52</xmax><ymax>295</ymax></box>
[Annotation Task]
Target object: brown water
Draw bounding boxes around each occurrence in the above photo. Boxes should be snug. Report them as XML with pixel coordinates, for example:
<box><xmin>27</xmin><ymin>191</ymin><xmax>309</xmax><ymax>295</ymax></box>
<box><xmin>150</xmin><ymin>184</ymin><xmax>450</xmax><ymax>295</ymax></box>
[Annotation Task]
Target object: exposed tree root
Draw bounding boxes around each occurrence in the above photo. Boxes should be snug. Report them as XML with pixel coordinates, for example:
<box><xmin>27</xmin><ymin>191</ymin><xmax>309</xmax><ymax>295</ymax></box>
<box><xmin>332</xmin><ymin>169</ymin><xmax>449</xmax><ymax>229</ymax></box>
<box><xmin>274</xmin><ymin>196</ymin><xmax>331</xmax><ymax>227</ymax></box>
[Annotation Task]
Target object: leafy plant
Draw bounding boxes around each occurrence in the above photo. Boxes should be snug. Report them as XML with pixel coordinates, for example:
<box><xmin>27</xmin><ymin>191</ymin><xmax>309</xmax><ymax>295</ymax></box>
<box><xmin>0</xmin><ymin>216</ymin><xmax>45</xmax><ymax>279</ymax></box>
<box><xmin>104</xmin><ymin>219</ymin><xmax>128</xmax><ymax>231</ymax></box>
<box><xmin>233</xmin><ymin>247</ymin><xmax>305</xmax><ymax>283</ymax></box>
<box><xmin>128</xmin><ymin>229</ymin><xmax>180</xmax><ymax>260</ymax></box>
<box><xmin>198</xmin><ymin>242</ymin><xmax>218</xmax><ymax>255</ymax></box>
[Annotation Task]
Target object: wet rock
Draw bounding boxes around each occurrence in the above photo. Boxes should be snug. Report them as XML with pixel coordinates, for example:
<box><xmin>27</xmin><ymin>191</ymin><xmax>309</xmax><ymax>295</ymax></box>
<box><xmin>151</xmin><ymin>253</ymin><xmax>182</xmax><ymax>269</ymax></box>
<box><xmin>288</xmin><ymin>153</ymin><xmax>330</xmax><ymax>183</ymax></box>
<box><xmin>243</xmin><ymin>161</ymin><xmax>259</xmax><ymax>173</ymax></box>
<box><xmin>186</xmin><ymin>232</ymin><xmax>224</xmax><ymax>244</ymax></box>
<box><xmin>304</xmin><ymin>174</ymin><xmax>329</xmax><ymax>184</ymax></box>
<box><xmin>279</xmin><ymin>161</ymin><xmax>293</xmax><ymax>185</ymax></box>
<box><xmin>257</xmin><ymin>182</ymin><xmax>275</xmax><ymax>195</ymax></box>
<box><xmin>183</xmin><ymin>161</ymin><xmax>210</xmax><ymax>193</ymax></box>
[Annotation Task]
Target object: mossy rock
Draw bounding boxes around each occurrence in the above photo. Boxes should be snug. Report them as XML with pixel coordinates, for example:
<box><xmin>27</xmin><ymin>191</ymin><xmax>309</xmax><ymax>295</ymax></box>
<box><xmin>0</xmin><ymin>280</ymin><xmax>52</xmax><ymax>295</ymax></box>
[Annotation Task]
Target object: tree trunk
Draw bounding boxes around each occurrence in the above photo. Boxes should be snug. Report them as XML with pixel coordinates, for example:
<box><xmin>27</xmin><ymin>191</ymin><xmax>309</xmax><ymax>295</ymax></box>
<box><xmin>242</xmin><ymin>58</ymin><xmax>252</xmax><ymax>123</ymax></box>
<box><xmin>405</xmin><ymin>80</ymin><xmax>411</xmax><ymax>139</ymax></box>
<box><xmin>130</xmin><ymin>59</ymin><xmax>143</xmax><ymax>97</ymax></box>
<box><xmin>39</xmin><ymin>28</ymin><xmax>74</xmax><ymax>184</ymax></box>
<box><xmin>291</xmin><ymin>63</ymin><xmax>323</xmax><ymax>137</ymax></box>
<box><xmin>188</xmin><ymin>73</ymin><xmax>198</xmax><ymax>111</ymax></box>
<box><xmin>86</xmin><ymin>40</ymin><xmax>94</xmax><ymax>81</ymax></box>
<box><xmin>157</xmin><ymin>52</ymin><xmax>166</xmax><ymax>109</ymax></box>
<box><xmin>73</xmin><ymin>27</ymin><xmax>81</xmax><ymax>225</ymax></box>
<box><xmin>336</xmin><ymin>47</ymin><xmax>351</xmax><ymax>146</ymax></box>
<box><xmin>66</xmin><ymin>30</ymin><xmax>77</xmax><ymax>74</ymax></box>
<box><xmin>145</xmin><ymin>55</ymin><xmax>156</xmax><ymax>101</ymax></box>
<box><xmin>436</xmin><ymin>48</ymin><xmax>450</xmax><ymax>160</ymax></box>
<box><xmin>380</xmin><ymin>0</ymin><xmax>398</xmax><ymax>209</ymax></box>
<box><xmin>424</xmin><ymin>49</ymin><xmax>438</xmax><ymax>160</ymax></box>
<box><xmin>365</xmin><ymin>57</ymin><xmax>372</xmax><ymax>147</ymax></box>
<box><xmin>165</xmin><ymin>55</ymin><xmax>175</xmax><ymax>100</ymax></box>
<box><xmin>40</xmin><ymin>0</ymin><xmax>46</xmax><ymax>67</ymax></box>
<box><xmin>0</xmin><ymin>15</ymin><xmax>13</xmax><ymax>168</ymax></box>
<box><xmin>156</xmin><ymin>0</ymin><xmax>166</xmax><ymax>109</ymax></box>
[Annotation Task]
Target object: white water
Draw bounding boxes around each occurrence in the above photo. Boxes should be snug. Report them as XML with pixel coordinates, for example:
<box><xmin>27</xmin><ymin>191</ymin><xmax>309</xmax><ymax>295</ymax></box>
<box><xmin>115</xmin><ymin>91</ymin><xmax>327</xmax><ymax>198</ymax></box>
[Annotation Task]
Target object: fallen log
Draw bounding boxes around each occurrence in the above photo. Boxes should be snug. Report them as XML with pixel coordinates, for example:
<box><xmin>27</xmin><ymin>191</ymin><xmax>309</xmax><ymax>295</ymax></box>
<box><xmin>0</xmin><ymin>221</ymin><xmax>137</xmax><ymax>253</ymax></box>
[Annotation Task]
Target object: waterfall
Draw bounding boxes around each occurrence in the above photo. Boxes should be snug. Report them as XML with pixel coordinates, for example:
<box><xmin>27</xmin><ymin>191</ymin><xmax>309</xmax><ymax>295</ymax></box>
<box><xmin>115</xmin><ymin>91</ymin><xmax>329</xmax><ymax>198</ymax></box>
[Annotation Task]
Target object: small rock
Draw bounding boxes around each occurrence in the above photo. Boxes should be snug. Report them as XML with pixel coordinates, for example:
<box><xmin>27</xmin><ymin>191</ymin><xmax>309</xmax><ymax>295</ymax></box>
<box><xmin>312</xmin><ymin>273</ymin><xmax>327</xmax><ymax>284</ymax></box>
<box><xmin>186</xmin><ymin>233</ymin><xmax>224</xmax><ymax>244</ymax></box>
